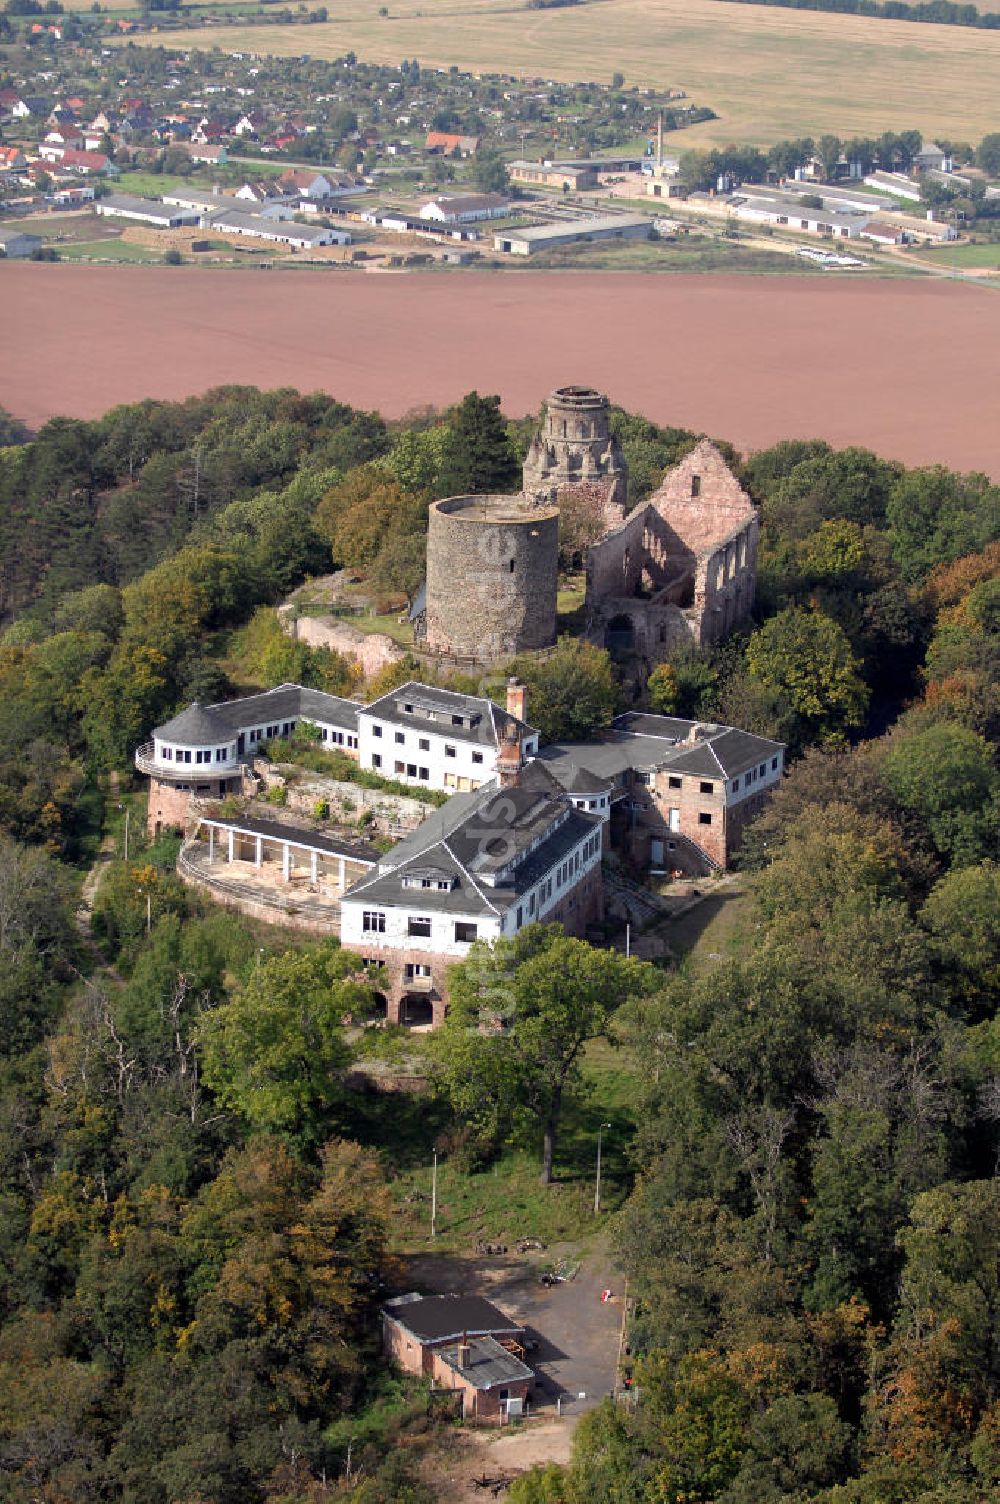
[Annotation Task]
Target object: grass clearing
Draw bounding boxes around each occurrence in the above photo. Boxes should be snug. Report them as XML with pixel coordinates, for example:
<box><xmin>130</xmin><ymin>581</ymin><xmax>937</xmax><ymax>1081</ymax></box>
<box><xmin>658</xmin><ymin>873</ymin><xmax>753</xmax><ymax>972</ymax></box>
<box><xmin>57</xmin><ymin>238</ymin><xmax>168</xmax><ymax>262</ymax></box>
<box><xmin>125</xmin><ymin>0</ymin><xmax>1000</xmax><ymax>147</ymax></box>
<box><xmin>913</xmin><ymin>241</ymin><xmax>1000</xmax><ymax>270</ymax></box>
<box><xmin>379</xmin><ymin>1033</ymin><xmax>642</xmax><ymax>1255</ymax></box>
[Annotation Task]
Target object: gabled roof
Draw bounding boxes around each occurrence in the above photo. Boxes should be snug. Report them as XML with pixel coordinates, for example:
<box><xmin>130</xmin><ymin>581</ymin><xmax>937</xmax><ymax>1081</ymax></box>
<box><xmin>362</xmin><ymin>681</ymin><xmax>536</xmax><ymax>750</ymax></box>
<box><xmin>343</xmin><ymin>783</ymin><xmax>600</xmax><ymax>918</ymax></box>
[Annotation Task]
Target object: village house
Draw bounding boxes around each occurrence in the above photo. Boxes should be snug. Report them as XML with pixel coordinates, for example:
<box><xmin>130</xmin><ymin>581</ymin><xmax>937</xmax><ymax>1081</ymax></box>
<box><xmin>424</xmin><ymin>130</ymin><xmax>481</xmax><ymax>156</ymax></box>
<box><xmin>382</xmin><ymin>1295</ymin><xmax>533</xmax><ymax>1421</ymax></box>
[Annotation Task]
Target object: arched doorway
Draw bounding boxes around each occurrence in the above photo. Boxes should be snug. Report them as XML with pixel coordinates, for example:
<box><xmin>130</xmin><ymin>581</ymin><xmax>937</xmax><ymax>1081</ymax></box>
<box><xmin>401</xmin><ymin>993</ymin><xmax>435</xmax><ymax>1028</ymax></box>
<box><xmin>605</xmin><ymin>613</ymin><xmax>635</xmax><ymax>656</ymax></box>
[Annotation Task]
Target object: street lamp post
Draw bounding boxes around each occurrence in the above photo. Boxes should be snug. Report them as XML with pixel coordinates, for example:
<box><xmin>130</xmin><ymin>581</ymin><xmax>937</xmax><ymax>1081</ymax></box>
<box><xmin>431</xmin><ymin>1147</ymin><xmax>438</xmax><ymax>1239</ymax></box>
<box><xmin>594</xmin><ymin>1121</ymin><xmax>612</xmax><ymax>1217</ymax></box>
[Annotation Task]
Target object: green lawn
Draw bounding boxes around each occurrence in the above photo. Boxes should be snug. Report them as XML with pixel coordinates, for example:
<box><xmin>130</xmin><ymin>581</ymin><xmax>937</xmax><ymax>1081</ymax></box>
<box><xmin>57</xmin><ymin>238</ymin><xmax>168</xmax><ymax>262</ymax></box>
<box><xmin>113</xmin><ymin>170</ymin><xmax>192</xmax><ymax>198</ymax></box>
<box><xmin>914</xmin><ymin>241</ymin><xmax>1000</xmax><ymax>270</ymax></box>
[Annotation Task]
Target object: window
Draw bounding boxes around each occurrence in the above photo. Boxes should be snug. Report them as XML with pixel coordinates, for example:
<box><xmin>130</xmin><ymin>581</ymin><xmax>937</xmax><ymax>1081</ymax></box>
<box><xmin>635</xmin><ymin>771</ymin><xmax>652</xmax><ymax>786</ymax></box>
<box><xmin>759</xmin><ymin>763</ymin><xmax>766</xmax><ymax>777</ymax></box>
<box><xmin>472</xmin><ymin>752</ymin><xmax>483</xmax><ymax>765</ymax></box>
<box><xmin>529</xmin><ymin>893</ymin><xmax>536</xmax><ymax>914</ymax></box>
<box><xmin>408</xmin><ymin>916</ymin><xmax>432</xmax><ymax>938</ymax></box>
<box><xmin>419</xmin><ymin>767</ymin><xmax>430</xmax><ymax>781</ymax></box>
<box><xmin>162</xmin><ymin>747</ymin><xmax>173</xmax><ymax>760</ymax></box>
<box><xmin>699</xmin><ymin>781</ymin><xmax>714</xmax><ymax>794</ymax></box>
<box><xmin>455</xmin><ymin>921</ymin><xmax>478</xmax><ymax>943</ymax></box>
<box><xmin>699</xmin><ymin>812</ymin><xmax>712</xmax><ymax>825</ymax></box>
<box><xmin>516</xmin><ymin>906</ymin><xmax>523</xmax><ymax>927</ymax></box>
<box><xmin>771</xmin><ymin>756</ymin><xmax>779</xmax><ymax>771</ymax></box>
<box><xmin>419</xmin><ymin>738</ymin><xmax>430</xmax><ymax>751</ymax></box>
<box><xmin>372</xmin><ymin>725</ymin><xmax>383</xmax><ymax>738</ymax></box>
<box><xmin>362</xmin><ymin>911</ymin><xmax>385</xmax><ymax>933</ymax></box>
<box><xmin>348</xmin><ymin>735</ymin><xmax>358</xmax><ymax>749</ymax></box>
<box><xmin>668</xmin><ymin>775</ymin><xmax>682</xmax><ymax>789</ymax></box>
<box><xmin>451</xmin><ymin>714</ymin><xmax>464</xmax><ymax>726</ymax></box>
<box><xmin>182</xmin><ymin>750</ymin><xmax>192</xmax><ymax>764</ymax></box>
<box><xmin>394</xmin><ymin>761</ymin><xmax>405</xmax><ymax>775</ymax></box>
<box><xmin>372</xmin><ymin>753</ymin><xmax>382</xmax><ymax>769</ymax></box>
<box><xmin>731</xmin><ymin>780</ymin><xmax>739</xmax><ymax>793</ymax></box>
<box><xmin>216</xmin><ymin>747</ymin><xmax>227</xmax><ymax>760</ymax></box>
<box><xmin>395</xmin><ymin>731</ymin><xmax>405</xmax><ymax>744</ymax></box>
<box><xmin>406</xmin><ymin>763</ymin><xmax>417</xmax><ymax>778</ymax></box>
<box><xmin>445</xmin><ymin>745</ymin><xmax>456</xmax><ymax>758</ymax></box>
<box><xmin>691</xmin><ymin>474</ymin><xmax>701</xmax><ymax>498</ymax></box>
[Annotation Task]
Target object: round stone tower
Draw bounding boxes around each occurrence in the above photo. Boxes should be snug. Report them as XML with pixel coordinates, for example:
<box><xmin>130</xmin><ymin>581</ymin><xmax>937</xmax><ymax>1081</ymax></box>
<box><xmin>424</xmin><ymin>494</ymin><xmax>559</xmax><ymax>662</ymax></box>
<box><xmin>522</xmin><ymin>385</ymin><xmax>629</xmax><ymax>518</ymax></box>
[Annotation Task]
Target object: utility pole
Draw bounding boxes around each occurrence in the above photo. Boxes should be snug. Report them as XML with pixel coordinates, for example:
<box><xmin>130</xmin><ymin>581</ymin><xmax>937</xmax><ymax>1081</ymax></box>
<box><xmin>146</xmin><ymin>892</ymin><xmax>151</xmax><ymax>935</ymax></box>
<box><xmin>124</xmin><ymin>804</ymin><xmax>129</xmax><ymax>864</ymax></box>
<box><xmin>594</xmin><ymin>1121</ymin><xmax>611</xmax><ymax>1217</ymax></box>
<box><xmin>431</xmin><ymin>1147</ymin><xmax>438</xmax><ymax>1238</ymax></box>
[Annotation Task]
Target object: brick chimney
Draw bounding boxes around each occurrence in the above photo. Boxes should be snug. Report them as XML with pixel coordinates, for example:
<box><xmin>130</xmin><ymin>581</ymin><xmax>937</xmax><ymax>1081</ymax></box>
<box><xmin>506</xmin><ymin>677</ymin><xmax>527</xmax><ymax>724</ymax></box>
<box><xmin>496</xmin><ymin>727</ymin><xmax>523</xmax><ymax>789</ymax></box>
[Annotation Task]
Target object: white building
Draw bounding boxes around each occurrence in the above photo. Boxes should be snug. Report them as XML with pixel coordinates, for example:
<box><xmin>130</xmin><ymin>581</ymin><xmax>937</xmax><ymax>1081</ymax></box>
<box><xmin>204</xmin><ymin>210</ymin><xmax>350</xmax><ymax>247</ymax></box>
<box><xmin>494</xmin><ymin>214</ymin><xmax>651</xmax><ymax>256</ymax></box>
<box><xmin>357</xmin><ymin>683</ymin><xmax>538</xmax><ymax>795</ymax></box>
<box><xmin>94</xmin><ymin>194</ymin><xmax>201</xmax><ymax>228</ymax></box>
<box><xmin>418</xmin><ymin>192</ymin><xmax>509</xmax><ymax>223</ymax></box>
<box><xmin>340</xmin><ymin>781</ymin><xmax>604</xmax><ymax>1025</ymax></box>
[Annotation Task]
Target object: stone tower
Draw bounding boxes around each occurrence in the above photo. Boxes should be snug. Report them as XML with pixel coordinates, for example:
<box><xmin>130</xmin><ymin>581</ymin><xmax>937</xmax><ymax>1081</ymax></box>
<box><xmin>522</xmin><ymin>385</ymin><xmax>629</xmax><ymax>524</ymax></box>
<box><xmin>423</xmin><ymin>494</ymin><xmax>559</xmax><ymax>663</ymax></box>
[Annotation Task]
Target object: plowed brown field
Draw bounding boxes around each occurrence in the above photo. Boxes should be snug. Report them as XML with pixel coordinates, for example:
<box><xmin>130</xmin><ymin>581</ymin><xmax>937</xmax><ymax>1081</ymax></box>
<box><xmin>4</xmin><ymin>264</ymin><xmax>1000</xmax><ymax>475</ymax></box>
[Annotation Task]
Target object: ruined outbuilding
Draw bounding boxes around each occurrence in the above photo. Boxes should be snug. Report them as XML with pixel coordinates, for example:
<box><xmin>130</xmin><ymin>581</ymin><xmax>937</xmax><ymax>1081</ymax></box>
<box><xmin>584</xmin><ymin>439</ymin><xmax>758</xmax><ymax>663</ymax></box>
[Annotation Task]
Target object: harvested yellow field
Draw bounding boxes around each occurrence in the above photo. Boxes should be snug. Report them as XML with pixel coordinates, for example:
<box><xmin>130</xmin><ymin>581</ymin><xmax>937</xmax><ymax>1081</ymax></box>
<box><xmin>126</xmin><ymin>0</ymin><xmax>1000</xmax><ymax>145</ymax></box>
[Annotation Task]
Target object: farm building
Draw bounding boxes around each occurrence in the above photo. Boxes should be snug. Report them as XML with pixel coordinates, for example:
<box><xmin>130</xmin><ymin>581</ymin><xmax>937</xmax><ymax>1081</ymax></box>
<box><xmin>419</xmin><ymin>193</ymin><xmax>509</xmax><ymax>223</ymax></box>
<box><xmin>509</xmin><ymin>160</ymin><xmax>598</xmax><ymax>191</ymax></box>
<box><xmin>0</xmin><ymin>228</ymin><xmax>42</xmax><ymax>258</ymax></box>
<box><xmin>424</xmin><ymin>131</ymin><xmax>480</xmax><ymax>156</ymax></box>
<box><xmin>382</xmin><ymin>1294</ymin><xmax>534</xmax><ymax>1421</ymax></box>
<box><xmin>204</xmin><ymin>210</ymin><xmax>350</xmax><ymax>248</ymax></box>
<box><xmin>730</xmin><ymin>196</ymin><xmax>866</xmax><ymax>238</ymax></box>
<box><xmin>863</xmin><ymin>170</ymin><xmax>921</xmax><ymax>202</ymax></box>
<box><xmin>494</xmin><ymin>213</ymin><xmax>651</xmax><ymax>255</ymax></box>
<box><xmin>95</xmin><ymin>194</ymin><xmax>201</xmax><ymax>228</ymax></box>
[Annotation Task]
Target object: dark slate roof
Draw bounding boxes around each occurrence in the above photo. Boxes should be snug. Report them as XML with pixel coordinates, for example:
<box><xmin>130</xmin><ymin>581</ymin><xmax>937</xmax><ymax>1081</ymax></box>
<box><xmin>153</xmin><ymin>684</ymin><xmax>360</xmax><ymax>743</ymax></box>
<box><xmin>539</xmin><ymin>716</ymin><xmax>784</xmax><ymax>787</ymax></box>
<box><xmin>343</xmin><ymin>784</ymin><xmax>601</xmax><ymax>917</ymax></box>
<box><xmin>363</xmin><ymin>681</ymin><xmax>535</xmax><ymax>749</ymax></box>
<box><xmin>195</xmin><ymin>814</ymin><xmax>379</xmax><ymax>864</ymax></box>
<box><xmin>384</xmin><ymin>1294</ymin><xmax>522</xmax><ymax>1343</ymax></box>
<box><xmin>437</xmin><ymin>1335</ymin><xmax>533</xmax><ymax>1389</ymax></box>
<box><xmin>614</xmin><ymin>712</ymin><xmax>701</xmax><ymax>740</ymax></box>
<box><xmin>153</xmin><ymin>701</ymin><xmax>233</xmax><ymax>744</ymax></box>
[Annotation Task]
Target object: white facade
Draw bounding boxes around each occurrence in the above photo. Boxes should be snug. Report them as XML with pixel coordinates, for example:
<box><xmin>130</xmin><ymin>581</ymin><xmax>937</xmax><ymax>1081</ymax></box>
<box><xmin>357</xmin><ymin>695</ymin><xmax>539</xmax><ymax>794</ymax></box>
<box><xmin>341</xmin><ymin>896</ymin><xmax>501</xmax><ymax>960</ymax></box>
<box><xmin>724</xmin><ymin>748</ymin><xmax>784</xmax><ymax>807</ymax></box>
<box><xmin>340</xmin><ymin>809</ymin><xmax>603</xmax><ymax>963</ymax></box>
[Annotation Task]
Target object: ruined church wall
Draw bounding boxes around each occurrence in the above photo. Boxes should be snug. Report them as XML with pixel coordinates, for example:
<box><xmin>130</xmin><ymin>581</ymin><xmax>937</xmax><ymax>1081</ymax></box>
<box><xmin>585</xmin><ymin>505</ymin><xmax>648</xmax><ymax>600</ymax></box>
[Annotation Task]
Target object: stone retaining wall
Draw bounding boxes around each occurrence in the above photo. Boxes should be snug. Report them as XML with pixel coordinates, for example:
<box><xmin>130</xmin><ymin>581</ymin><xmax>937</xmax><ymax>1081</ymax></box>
<box><xmin>278</xmin><ymin>603</ymin><xmax>404</xmax><ymax>677</ymax></box>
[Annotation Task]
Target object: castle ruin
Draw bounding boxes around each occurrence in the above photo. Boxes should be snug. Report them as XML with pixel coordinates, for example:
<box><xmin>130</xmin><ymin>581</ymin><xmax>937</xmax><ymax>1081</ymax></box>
<box><xmin>584</xmin><ymin>438</ymin><xmax>758</xmax><ymax>663</ymax></box>
<box><xmin>421</xmin><ymin>493</ymin><xmax>560</xmax><ymax>662</ymax></box>
<box><xmin>522</xmin><ymin>384</ymin><xmax>628</xmax><ymax>531</ymax></box>
<box><xmin>416</xmin><ymin>387</ymin><xmax>757</xmax><ymax>670</ymax></box>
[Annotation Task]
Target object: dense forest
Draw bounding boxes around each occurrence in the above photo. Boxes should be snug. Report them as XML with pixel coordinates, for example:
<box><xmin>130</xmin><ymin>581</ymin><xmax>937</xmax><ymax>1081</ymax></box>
<box><xmin>0</xmin><ymin>386</ymin><xmax>998</xmax><ymax>1502</ymax></box>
